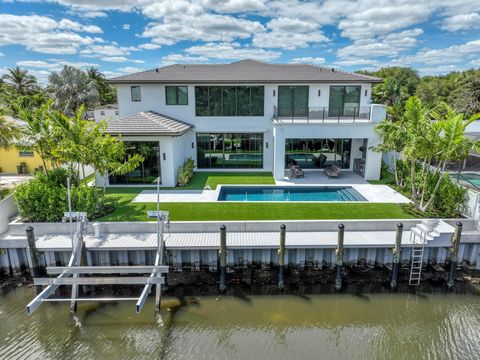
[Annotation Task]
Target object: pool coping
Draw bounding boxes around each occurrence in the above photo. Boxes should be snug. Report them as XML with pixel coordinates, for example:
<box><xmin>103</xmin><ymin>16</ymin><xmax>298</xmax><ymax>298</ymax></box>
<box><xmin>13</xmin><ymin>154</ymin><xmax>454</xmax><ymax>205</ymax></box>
<box><xmin>132</xmin><ymin>184</ymin><xmax>411</xmax><ymax>204</ymax></box>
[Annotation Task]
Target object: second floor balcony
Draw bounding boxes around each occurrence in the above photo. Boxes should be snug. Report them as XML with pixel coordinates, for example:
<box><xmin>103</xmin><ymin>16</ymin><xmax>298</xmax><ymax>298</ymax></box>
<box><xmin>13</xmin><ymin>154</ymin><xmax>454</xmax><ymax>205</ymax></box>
<box><xmin>273</xmin><ymin>104</ymin><xmax>384</xmax><ymax>124</ymax></box>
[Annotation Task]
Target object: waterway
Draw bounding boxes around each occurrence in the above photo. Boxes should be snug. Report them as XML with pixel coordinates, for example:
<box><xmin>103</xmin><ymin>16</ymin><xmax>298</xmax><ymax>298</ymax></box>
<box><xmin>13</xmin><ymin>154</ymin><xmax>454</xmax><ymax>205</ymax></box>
<box><xmin>1</xmin><ymin>287</ymin><xmax>479</xmax><ymax>360</ymax></box>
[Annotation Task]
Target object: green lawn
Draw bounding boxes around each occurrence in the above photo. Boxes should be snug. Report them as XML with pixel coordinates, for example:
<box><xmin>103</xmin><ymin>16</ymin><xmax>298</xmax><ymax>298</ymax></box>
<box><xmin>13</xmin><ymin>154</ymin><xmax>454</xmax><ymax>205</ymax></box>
<box><xmin>98</xmin><ymin>171</ymin><xmax>413</xmax><ymax>222</ymax></box>
<box><xmin>367</xmin><ymin>169</ymin><xmax>396</xmax><ymax>185</ymax></box>
<box><xmin>99</xmin><ymin>186</ymin><xmax>414</xmax><ymax>221</ymax></box>
<box><xmin>169</xmin><ymin>171</ymin><xmax>275</xmax><ymax>190</ymax></box>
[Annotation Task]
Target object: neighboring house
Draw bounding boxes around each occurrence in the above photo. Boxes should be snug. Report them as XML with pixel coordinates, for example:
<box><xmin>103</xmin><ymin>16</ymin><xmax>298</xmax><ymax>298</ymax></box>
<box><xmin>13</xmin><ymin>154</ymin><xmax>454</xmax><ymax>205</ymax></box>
<box><xmin>99</xmin><ymin>59</ymin><xmax>386</xmax><ymax>187</ymax></box>
<box><xmin>93</xmin><ymin>104</ymin><xmax>120</xmax><ymax>122</ymax></box>
<box><xmin>0</xmin><ymin>116</ymin><xmax>44</xmax><ymax>174</ymax></box>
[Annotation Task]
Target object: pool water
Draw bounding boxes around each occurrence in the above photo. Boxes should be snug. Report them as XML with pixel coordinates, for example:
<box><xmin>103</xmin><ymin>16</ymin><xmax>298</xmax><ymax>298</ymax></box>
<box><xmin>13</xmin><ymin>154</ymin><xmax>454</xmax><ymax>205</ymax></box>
<box><xmin>217</xmin><ymin>186</ymin><xmax>367</xmax><ymax>202</ymax></box>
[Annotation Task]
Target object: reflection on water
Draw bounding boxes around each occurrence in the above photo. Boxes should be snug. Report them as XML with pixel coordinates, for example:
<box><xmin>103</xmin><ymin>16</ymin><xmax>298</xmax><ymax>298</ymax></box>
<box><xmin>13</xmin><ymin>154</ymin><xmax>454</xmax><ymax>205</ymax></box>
<box><xmin>1</xmin><ymin>287</ymin><xmax>480</xmax><ymax>360</ymax></box>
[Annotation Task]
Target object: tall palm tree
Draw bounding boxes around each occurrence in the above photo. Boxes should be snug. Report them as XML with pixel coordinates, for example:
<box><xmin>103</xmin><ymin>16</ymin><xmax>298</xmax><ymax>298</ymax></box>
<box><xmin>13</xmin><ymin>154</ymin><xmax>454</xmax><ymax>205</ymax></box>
<box><xmin>48</xmin><ymin>65</ymin><xmax>99</xmax><ymax>115</ymax></box>
<box><xmin>2</xmin><ymin>67</ymin><xmax>38</xmax><ymax>95</ymax></box>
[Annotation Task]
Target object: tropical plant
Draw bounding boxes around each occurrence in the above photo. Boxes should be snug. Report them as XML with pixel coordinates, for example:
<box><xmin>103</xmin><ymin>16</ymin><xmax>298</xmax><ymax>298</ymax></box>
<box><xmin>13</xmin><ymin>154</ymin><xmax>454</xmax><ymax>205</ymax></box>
<box><xmin>2</xmin><ymin>67</ymin><xmax>38</xmax><ymax>95</ymax></box>
<box><xmin>0</xmin><ymin>107</ymin><xmax>19</xmax><ymax>149</ymax></box>
<box><xmin>87</xmin><ymin>67</ymin><xmax>117</xmax><ymax>105</ymax></box>
<box><xmin>48</xmin><ymin>65</ymin><xmax>99</xmax><ymax>115</ymax></box>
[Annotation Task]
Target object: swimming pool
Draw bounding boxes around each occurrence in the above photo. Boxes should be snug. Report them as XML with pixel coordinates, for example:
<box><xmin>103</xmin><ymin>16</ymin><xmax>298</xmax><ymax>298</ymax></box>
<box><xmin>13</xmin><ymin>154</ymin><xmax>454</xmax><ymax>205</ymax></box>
<box><xmin>456</xmin><ymin>172</ymin><xmax>480</xmax><ymax>188</ymax></box>
<box><xmin>217</xmin><ymin>186</ymin><xmax>367</xmax><ymax>202</ymax></box>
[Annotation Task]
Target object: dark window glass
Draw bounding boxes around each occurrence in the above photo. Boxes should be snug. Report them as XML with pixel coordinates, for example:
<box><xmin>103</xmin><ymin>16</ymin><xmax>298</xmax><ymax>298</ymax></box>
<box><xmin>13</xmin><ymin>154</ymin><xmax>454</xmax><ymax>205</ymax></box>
<box><xmin>131</xmin><ymin>86</ymin><xmax>141</xmax><ymax>102</ymax></box>
<box><xmin>166</xmin><ymin>86</ymin><xmax>188</xmax><ymax>105</ymax></box>
<box><xmin>328</xmin><ymin>86</ymin><xmax>361</xmax><ymax>117</ymax></box>
<box><xmin>195</xmin><ymin>87</ymin><xmax>209</xmax><ymax>116</ymax></box>
<box><xmin>250</xmin><ymin>86</ymin><xmax>264</xmax><ymax>116</ymax></box>
<box><xmin>285</xmin><ymin>138</ymin><xmax>351</xmax><ymax>169</ymax></box>
<box><xmin>209</xmin><ymin>86</ymin><xmax>223</xmax><ymax>116</ymax></box>
<box><xmin>19</xmin><ymin>151</ymin><xmax>34</xmax><ymax>157</ymax></box>
<box><xmin>109</xmin><ymin>141</ymin><xmax>160</xmax><ymax>185</ymax></box>
<box><xmin>195</xmin><ymin>86</ymin><xmax>264</xmax><ymax>116</ymax></box>
<box><xmin>196</xmin><ymin>133</ymin><xmax>263</xmax><ymax>169</ymax></box>
<box><xmin>223</xmin><ymin>86</ymin><xmax>236</xmax><ymax>116</ymax></box>
<box><xmin>237</xmin><ymin>87</ymin><xmax>250</xmax><ymax>116</ymax></box>
<box><xmin>278</xmin><ymin>86</ymin><xmax>309</xmax><ymax>117</ymax></box>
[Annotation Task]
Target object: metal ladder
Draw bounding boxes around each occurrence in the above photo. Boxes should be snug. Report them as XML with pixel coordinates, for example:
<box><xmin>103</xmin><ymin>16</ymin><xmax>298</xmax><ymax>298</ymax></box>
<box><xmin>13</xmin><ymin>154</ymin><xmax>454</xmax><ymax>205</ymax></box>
<box><xmin>409</xmin><ymin>226</ymin><xmax>427</xmax><ymax>285</ymax></box>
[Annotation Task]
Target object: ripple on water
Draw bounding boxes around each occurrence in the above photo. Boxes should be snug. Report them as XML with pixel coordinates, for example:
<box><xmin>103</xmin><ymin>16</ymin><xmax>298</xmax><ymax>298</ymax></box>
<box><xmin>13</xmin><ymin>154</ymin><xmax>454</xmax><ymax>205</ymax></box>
<box><xmin>1</xmin><ymin>288</ymin><xmax>480</xmax><ymax>360</ymax></box>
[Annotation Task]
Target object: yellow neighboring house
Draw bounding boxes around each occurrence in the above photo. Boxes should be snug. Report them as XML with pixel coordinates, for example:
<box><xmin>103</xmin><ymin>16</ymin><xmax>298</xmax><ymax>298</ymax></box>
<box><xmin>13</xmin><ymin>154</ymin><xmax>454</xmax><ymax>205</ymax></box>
<box><xmin>0</xmin><ymin>116</ymin><xmax>45</xmax><ymax>174</ymax></box>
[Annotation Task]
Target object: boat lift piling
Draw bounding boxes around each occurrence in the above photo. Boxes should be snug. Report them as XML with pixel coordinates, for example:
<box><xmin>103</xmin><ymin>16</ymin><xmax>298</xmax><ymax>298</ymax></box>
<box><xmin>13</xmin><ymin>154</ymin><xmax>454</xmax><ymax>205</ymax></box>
<box><xmin>25</xmin><ymin>226</ymin><xmax>41</xmax><ymax>294</ymax></box>
<box><xmin>447</xmin><ymin>222</ymin><xmax>463</xmax><ymax>289</ymax></box>
<box><xmin>219</xmin><ymin>225</ymin><xmax>227</xmax><ymax>293</ymax></box>
<box><xmin>391</xmin><ymin>223</ymin><xmax>403</xmax><ymax>289</ymax></box>
<box><xmin>335</xmin><ymin>224</ymin><xmax>344</xmax><ymax>291</ymax></box>
<box><xmin>278</xmin><ymin>224</ymin><xmax>286</xmax><ymax>290</ymax></box>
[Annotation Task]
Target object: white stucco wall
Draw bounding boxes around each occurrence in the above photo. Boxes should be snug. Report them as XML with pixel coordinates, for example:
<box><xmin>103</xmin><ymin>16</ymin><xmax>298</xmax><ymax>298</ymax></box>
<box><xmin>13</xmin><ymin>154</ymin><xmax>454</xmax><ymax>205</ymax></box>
<box><xmin>94</xmin><ymin>108</ymin><xmax>119</xmax><ymax>122</ymax></box>
<box><xmin>111</xmin><ymin>82</ymin><xmax>382</xmax><ymax>184</ymax></box>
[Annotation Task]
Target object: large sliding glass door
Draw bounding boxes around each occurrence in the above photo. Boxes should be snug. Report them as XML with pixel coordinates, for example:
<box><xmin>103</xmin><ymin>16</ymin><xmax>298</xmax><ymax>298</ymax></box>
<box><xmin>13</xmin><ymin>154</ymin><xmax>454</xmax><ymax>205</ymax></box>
<box><xmin>285</xmin><ymin>138</ymin><xmax>351</xmax><ymax>169</ymax></box>
<box><xmin>278</xmin><ymin>86</ymin><xmax>309</xmax><ymax>117</ymax></box>
<box><xmin>109</xmin><ymin>141</ymin><xmax>161</xmax><ymax>185</ymax></box>
<box><xmin>197</xmin><ymin>133</ymin><xmax>263</xmax><ymax>169</ymax></box>
<box><xmin>328</xmin><ymin>86</ymin><xmax>361</xmax><ymax>117</ymax></box>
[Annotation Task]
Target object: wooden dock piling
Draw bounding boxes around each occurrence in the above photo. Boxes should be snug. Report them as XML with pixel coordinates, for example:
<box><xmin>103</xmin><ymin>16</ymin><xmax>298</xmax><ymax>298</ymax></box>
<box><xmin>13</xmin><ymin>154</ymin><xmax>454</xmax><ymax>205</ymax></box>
<box><xmin>447</xmin><ymin>222</ymin><xmax>462</xmax><ymax>289</ymax></box>
<box><xmin>335</xmin><ymin>224</ymin><xmax>344</xmax><ymax>291</ymax></box>
<box><xmin>278</xmin><ymin>224</ymin><xmax>286</xmax><ymax>290</ymax></box>
<box><xmin>391</xmin><ymin>223</ymin><xmax>403</xmax><ymax>289</ymax></box>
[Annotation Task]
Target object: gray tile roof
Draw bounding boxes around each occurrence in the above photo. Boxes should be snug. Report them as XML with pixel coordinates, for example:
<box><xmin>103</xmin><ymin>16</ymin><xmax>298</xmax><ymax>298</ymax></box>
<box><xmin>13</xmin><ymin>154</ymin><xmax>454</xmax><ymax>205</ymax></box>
<box><xmin>105</xmin><ymin>111</ymin><xmax>193</xmax><ymax>136</ymax></box>
<box><xmin>108</xmin><ymin>59</ymin><xmax>381</xmax><ymax>84</ymax></box>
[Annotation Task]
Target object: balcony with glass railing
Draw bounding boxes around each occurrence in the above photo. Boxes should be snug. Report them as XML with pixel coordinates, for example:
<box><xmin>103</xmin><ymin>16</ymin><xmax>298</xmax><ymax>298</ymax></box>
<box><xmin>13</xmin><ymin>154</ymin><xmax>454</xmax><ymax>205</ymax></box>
<box><xmin>273</xmin><ymin>104</ymin><xmax>386</xmax><ymax>124</ymax></box>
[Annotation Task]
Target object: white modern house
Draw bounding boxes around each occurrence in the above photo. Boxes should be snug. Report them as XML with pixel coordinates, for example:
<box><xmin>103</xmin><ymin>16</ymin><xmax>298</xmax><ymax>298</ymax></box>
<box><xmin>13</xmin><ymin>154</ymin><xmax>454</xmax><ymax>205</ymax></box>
<box><xmin>98</xmin><ymin>60</ymin><xmax>386</xmax><ymax>187</ymax></box>
<box><xmin>93</xmin><ymin>104</ymin><xmax>120</xmax><ymax>122</ymax></box>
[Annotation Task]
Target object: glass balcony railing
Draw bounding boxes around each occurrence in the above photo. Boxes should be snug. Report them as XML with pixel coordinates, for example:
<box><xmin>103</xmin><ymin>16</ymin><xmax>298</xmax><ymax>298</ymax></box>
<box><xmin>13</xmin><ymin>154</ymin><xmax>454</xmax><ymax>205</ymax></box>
<box><xmin>273</xmin><ymin>105</ymin><xmax>373</xmax><ymax>123</ymax></box>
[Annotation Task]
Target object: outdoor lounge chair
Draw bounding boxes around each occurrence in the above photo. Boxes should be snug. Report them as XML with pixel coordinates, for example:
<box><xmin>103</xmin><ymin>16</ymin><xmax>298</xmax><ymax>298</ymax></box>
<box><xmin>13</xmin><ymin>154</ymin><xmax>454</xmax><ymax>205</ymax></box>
<box><xmin>324</xmin><ymin>164</ymin><xmax>341</xmax><ymax>178</ymax></box>
<box><xmin>290</xmin><ymin>165</ymin><xmax>304</xmax><ymax>178</ymax></box>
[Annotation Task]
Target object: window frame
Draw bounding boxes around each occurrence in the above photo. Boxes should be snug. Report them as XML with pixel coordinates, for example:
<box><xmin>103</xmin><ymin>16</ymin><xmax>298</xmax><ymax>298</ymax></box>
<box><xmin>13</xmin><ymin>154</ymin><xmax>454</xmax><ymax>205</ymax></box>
<box><xmin>165</xmin><ymin>86</ymin><xmax>188</xmax><ymax>105</ymax></box>
<box><xmin>194</xmin><ymin>86</ymin><xmax>264</xmax><ymax>117</ymax></box>
<box><xmin>131</xmin><ymin>86</ymin><xmax>141</xmax><ymax>102</ymax></box>
<box><xmin>19</xmin><ymin>151</ymin><xmax>34</xmax><ymax>157</ymax></box>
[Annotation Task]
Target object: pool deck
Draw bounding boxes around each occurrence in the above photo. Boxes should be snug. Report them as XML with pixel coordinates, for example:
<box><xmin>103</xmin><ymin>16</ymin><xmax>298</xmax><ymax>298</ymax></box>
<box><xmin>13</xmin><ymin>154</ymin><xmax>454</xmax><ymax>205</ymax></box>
<box><xmin>132</xmin><ymin>171</ymin><xmax>410</xmax><ymax>203</ymax></box>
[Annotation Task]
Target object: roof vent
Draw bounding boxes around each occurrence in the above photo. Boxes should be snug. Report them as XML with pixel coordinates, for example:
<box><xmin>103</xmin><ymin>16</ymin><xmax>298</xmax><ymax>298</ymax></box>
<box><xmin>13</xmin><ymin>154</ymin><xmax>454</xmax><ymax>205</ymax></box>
<box><xmin>155</xmin><ymin>68</ymin><xmax>159</xmax><ymax>73</ymax></box>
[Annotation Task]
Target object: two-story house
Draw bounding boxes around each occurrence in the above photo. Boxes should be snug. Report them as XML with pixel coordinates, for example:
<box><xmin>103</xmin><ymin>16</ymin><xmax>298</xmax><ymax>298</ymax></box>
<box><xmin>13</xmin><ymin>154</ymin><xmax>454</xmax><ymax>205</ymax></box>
<box><xmin>98</xmin><ymin>59</ymin><xmax>385</xmax><ymax>187</ymax></box>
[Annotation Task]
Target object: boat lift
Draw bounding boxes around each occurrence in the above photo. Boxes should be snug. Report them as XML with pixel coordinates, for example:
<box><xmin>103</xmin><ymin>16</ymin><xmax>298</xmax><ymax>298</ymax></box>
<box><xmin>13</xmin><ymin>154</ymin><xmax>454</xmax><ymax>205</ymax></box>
<box><xmin>26</xmin><ymin>175</ymin><xmax>169</xmax><ymax>315</ymax></box>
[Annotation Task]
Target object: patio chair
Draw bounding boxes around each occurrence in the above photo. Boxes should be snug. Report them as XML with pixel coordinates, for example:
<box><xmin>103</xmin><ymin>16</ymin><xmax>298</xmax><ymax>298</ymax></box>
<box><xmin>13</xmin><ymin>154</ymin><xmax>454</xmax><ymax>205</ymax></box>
<box><xmin>324</xmin><ymin>164</ymin><xmax>341</xmax><ymax>178</ymax></box>
<box><xmin>290</xmin><ymin>165</ymin><xmax>305</xmax><ymax>178</ymax></box>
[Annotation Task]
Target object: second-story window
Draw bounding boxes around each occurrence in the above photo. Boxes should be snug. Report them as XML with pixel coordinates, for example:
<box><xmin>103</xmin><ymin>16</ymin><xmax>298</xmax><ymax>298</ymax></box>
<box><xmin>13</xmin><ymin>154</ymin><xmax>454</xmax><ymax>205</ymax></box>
<box><xmin>131</xmin><ymin>86</ymin><xmax>141</xmax><ymax>102</ymax></box>
<box><xmin>278</xmin><ymin>86</ymin><xmax>309</xmax><ymax>118</ymax></box>
<box><xmin>195</xmin><ymin>86</ymin><xmax>264</xmax><ymax>116</ymax></box>
<box><xmin>328</xmin><ymin>86</ymin><xmax>361</xmax><ymax>117</ymax></box>
<box><xmin>100</xmin><ymin>111</ymin><xmax>105</xmax><ymax>116</ymax></box>
<box><xmin>166</xmin><ymin>86</ymin><xmax>188</xmax><ymax>105</ymax></box>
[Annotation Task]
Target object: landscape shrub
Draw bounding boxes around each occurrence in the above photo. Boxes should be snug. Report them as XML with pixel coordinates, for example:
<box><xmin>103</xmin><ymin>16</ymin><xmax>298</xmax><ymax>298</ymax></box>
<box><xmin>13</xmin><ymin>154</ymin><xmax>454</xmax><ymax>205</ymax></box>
<box><xmin>15</xmin><ymin>168</ymin><xmax>99</xmax><ymax>222</ymax></box>
<box><xmin>177</xmin><ymin>157</ymin><xmax>195</xmax><ymax>187</ymax></box>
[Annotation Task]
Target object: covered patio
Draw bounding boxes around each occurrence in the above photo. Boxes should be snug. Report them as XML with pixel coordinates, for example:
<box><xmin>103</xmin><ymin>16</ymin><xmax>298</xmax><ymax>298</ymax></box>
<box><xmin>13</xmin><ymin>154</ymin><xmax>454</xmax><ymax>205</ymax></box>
<box><xmin>277</xmin><ymin>170</ymin><xmax>367</xmax><ymax>185</ymax></box>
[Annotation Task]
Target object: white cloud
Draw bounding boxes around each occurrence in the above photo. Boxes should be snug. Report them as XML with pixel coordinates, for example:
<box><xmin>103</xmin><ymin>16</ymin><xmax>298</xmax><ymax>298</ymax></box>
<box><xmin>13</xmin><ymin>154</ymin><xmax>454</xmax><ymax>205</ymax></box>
<box><xmin>0</xmin><ymin>14</ymin><xmax>100</xmax><ymax>54</ymax></box>
<box><xmin>442</xmin><ymin>13</ymin><xmax>480</xmax><ymax>31</ymax></box>
<box><xmin>160</xmin><ymin>54</ymin><xmax>210</xmax><ymax>66</ymax></box>
<box><xmin>252</xmin><ymin>17</ymin><xmax>328</xmax><ymax>50</ymax></box>
<box><xmin>80</xmin><ymin>42</ymin><xmax>138</xmax><ymax>57</ymax></box>
<box><xmin>142</xmin><ymin>12</ymin><xmax>264</xmax><ymax>45</ymax></box>
<box><xmin>0</xmin><ymin>52</ymin><xmax>3</xmax><ymax>56</ymax></box>
<box><xmin>122</xmin><ymin>24</ymin><xmax>131</xmax><ymax>30</ymax></box>
<box><xmin>290</xmin><ymin>57</ymin><xmax>326</xmax><ymax>65</ymax></box>
<box><xmin>337</xmin><ymin>28</ymin><xmax>424</xmax><ymax>59</ymax></box>
<box><xmin>138</xmin><ymin>43</ymin><xmax>161</xmax><ymax>50</ymax></box>
<box><xmin>99</xmin><ymin>56</ymin><xmax>144</xmax><ymax>63</ymax></box>
<box><xmin>80</xmin><ymin>11</ymin><xmax>108</xmax><ymax>18</ymax></box>
<box><xmin>58</xmin><ymin>19</ymin><xmax>103</xmax><ymax>33</ymax></box>
<box><xmin>117</xmin><ymin>66</ymin><xmax>144</xmax><ymax>74</ymax></box>
<box><xmin>200</xmin><ymin>0</ymin><xmax>267</xmax><ymax>13</ymax></box>
<box><xmin>184</xmin><ymin>42</ymin><xmax>280</xmax><ymax>61</ymax></box>
<box><xmin>393</xmin><ymin>39</ymin><xmax>480</xmax><ymax>66</ymax></box>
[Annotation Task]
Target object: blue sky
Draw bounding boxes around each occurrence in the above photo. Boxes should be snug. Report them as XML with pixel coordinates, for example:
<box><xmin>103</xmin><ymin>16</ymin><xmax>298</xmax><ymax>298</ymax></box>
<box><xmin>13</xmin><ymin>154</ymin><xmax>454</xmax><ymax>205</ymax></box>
<box><xmin>1</xmin><ymin>0</ymin><xmax>479</xmax><ymax>83</ymax></box>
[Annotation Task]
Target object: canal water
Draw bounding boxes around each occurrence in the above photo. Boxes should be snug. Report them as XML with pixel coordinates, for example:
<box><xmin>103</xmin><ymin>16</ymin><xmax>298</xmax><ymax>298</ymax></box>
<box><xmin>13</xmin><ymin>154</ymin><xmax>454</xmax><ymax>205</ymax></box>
<box><xmin>1</xmin><ymin>287</ymin><xmax>479</xmax><ymax>360</ymax></box>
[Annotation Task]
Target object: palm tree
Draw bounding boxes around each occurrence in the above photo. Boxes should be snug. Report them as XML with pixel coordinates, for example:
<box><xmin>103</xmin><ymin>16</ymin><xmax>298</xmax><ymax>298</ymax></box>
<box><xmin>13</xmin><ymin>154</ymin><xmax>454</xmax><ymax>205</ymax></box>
<box><xmin>87</xmin><ymin>67</ymin><xmax>117</xmax><ymax>105</ymax></box>
<box><xmin>0</xmin><ymin>106</ymin><xmax>19</xmax><ymax>149</ymax></box>
<box><xmin>2</xmin><ymin>67</ymin><xmax>38</xmax><ymax>95</ymax></box>
<box><xmin>48</xmin><ymin>65</ymin><xmax>99</xmax><ymax>115</ymax></box>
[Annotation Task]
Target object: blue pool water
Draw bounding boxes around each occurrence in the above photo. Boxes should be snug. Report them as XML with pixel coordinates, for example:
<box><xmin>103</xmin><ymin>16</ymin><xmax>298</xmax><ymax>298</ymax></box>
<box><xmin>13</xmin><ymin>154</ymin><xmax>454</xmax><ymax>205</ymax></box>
<box><xmin>217</xmin><ymin>186</ymin><xmax>367</xmax><ymax>202</ymax></box>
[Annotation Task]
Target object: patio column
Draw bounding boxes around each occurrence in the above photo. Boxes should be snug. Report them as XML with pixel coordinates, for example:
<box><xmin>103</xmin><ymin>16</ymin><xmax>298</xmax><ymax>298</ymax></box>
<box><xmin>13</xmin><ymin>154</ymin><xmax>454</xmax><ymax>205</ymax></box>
<box><xmin>363</xmin><ymin>138</ymin><xmax>382</xmax><ymax>180</ymax></box>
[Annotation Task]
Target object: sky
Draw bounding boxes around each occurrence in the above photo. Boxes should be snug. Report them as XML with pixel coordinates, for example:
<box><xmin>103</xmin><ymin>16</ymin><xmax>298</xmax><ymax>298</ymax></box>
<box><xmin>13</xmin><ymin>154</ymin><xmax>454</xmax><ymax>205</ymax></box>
<box><xmin>1</xmin><ymin>0</ymin><xmax>480</xmax><ymax>83</ymax></box>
